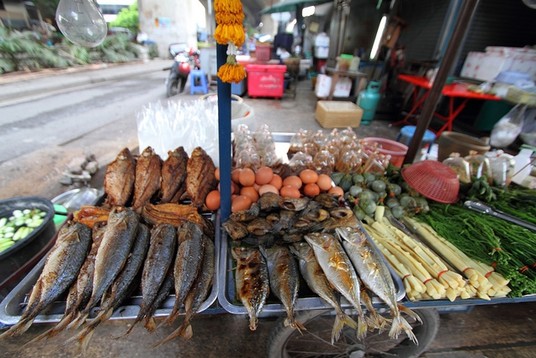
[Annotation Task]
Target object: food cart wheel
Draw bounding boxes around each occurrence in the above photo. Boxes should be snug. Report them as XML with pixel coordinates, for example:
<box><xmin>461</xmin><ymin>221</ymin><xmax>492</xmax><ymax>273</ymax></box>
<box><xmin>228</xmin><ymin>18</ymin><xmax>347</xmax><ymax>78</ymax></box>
<box><xmin>267</xmin><ymin>308</ymin><xmax>439</xmax><ymax>357</ymax></box>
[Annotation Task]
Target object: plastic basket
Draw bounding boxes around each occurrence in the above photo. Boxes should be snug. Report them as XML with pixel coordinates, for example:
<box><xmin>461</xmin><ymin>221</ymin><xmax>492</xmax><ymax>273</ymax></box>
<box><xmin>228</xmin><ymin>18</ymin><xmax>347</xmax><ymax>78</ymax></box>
<box><xmin>401</xmin><ymin>160</ymin><xmax>460</xmax><ymax>204</ymax></box>
<box><xmin>361</xmin><ymin>137</ymin><xmax>408</xmax><ymax>168</ymax></box>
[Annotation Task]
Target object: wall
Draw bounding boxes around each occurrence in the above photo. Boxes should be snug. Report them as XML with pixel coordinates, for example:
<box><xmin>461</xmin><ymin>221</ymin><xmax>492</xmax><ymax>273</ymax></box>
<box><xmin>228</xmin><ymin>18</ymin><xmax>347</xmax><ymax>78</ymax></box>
<box><xmin>138</xmin><ymin>0</ymin><xmax>202</xmax><ymax>58</ymax></box>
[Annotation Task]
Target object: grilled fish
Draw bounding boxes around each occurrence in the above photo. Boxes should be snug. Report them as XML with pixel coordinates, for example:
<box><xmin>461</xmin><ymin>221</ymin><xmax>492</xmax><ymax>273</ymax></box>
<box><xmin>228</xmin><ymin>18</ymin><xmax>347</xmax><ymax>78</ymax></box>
<box><xmin>186</xmin><ymin>146</ymin><xmax>216</xmax><ymax>208</ymax></box>
<box><xmin>144</xmin><ymin>268</ymin><xmax>174</xmax><ymax>333</ymax></box>
<box><xmin>0</xmin><ymin>221</ymin><xmax>92</xmax><ymax>338</ymax></box>
<box><xmin>155</xmin><ymin>236</ymin><xmax>214</xmax><ymax>345</ymax></box>
<box><xmin>336</xmin><ymin>226</ymin><xmax>420</xmax><ymax>343</ymax></box>
<box><xmin>104</xmin><ymin>147</ymin><xmax>136</xmax><ymax>207</ymax></box>
<box><xmin>279</xmin><ymin>197</ymin><xmax>310</xmax><ymax>211</ymax></box>
<box><xmin>160</xmin><ymin>146</ymin><xmax>188</xmax><ymax>203</ymax></box>
<box><xmin>164</xmin><ymin>221</ymin><xmax>205</xmax><ymax>326</ymax></box>
<box><xmin>260</xmin><ymin>244</ymin><xmax>304</xmax><ymax>331</ymax></box>
<box><xmin>28</xmin><ymin>223</ymin><xmax>106</xmax><ymax>343</ymax></box>
<box><xmin>142</xmin><ymin>203</ymin><xmax>207</xmax><ymax>231</ymax></box>
<box><xmin>68</xmin><ymin>223</ymin><xmax>150</xmax><ymax>351</ymax></box>
<box><xmin>291</xmin><ymin>241</ymin><xmax>357</xmax><ymax>343</ymax></box>
<box><xmin>258</xmin><ymin>192</ymin><xmax>280</xmax><ymax>212</ymax></box>
<box><xmin>232</xmin><ymin>246</ymin><xmax>269</xmax><ymax>331</ymax></box>
<box><xmin>229</xmin><ymin>202</ymin><xmax>260</xmax><ymax>222</ymax></box>
<box><xmin>81</xmin><ymin>208</ymin><xmax>139</xmax><ymax>319</ymax></box>
<box><xmin>304</xmin><ymin>232</ymin><xmax>368</xmax><ymax>339</ymax></box>
<box><xmin>125</xmin><ymin>223</ymin><xmax>176</xmax><ymax>335</ymax></box>
<box><xmin>132</xmin><ymin>146</ymin><xmax>162</xmax><ymax>210</ymax></box>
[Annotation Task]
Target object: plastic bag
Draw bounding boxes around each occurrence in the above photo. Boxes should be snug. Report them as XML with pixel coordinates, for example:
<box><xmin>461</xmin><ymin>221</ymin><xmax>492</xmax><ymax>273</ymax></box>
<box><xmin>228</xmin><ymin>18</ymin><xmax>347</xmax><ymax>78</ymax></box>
<box><xmin>520</xmin><ymin>107</ymin><xmax>536</xmax><ymax>146</ymax></box>
<box><xmin>136</xmin><ymin>100</ymin><xmax>219</xmax><ymax>165</ymax></box>
<box><xmin>490</xmin><ymin>104</ymin><xmax>526</xmax><ymax>148</ymax></box>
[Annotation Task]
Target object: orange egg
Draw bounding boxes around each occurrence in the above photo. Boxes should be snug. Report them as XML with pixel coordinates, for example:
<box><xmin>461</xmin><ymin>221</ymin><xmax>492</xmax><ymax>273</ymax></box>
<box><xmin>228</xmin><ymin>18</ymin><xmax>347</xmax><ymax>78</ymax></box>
<box><xmin>300</xmin><ymin>169</ymin><xmax>319</xmax><ymax>184</ymax></box>
<box><xmin>269</xmin><ymin>174</ymin><xmax>283</xmax><ymax>190</ymax></box>
<box><xmin>303</xmin><ymin>183</ymin><xmax>320</xmax><ymax>197</ymax></box>
<box><xmin>239</xmin><ymin>168</ymin><xmax>256</xmax><ymax>187</ymax></box>
<box><xmin>205</xmin><ymin>190</ymin><xmax>221</xmax><ymax>211</ymax></box>
<box><xmin>255</xmin><ymin>166</ymin><xmax>274</xmax><ymax>185</ymax></box>
<box><xmin>231</xmin><ymin>168</ymin><xmax>242</xmax><ymax>183</ymax></box>
<box><xmin>241</xmin><ymin>186</ymin><xmax>259</xmax><ymax>203</ymax></box>
<box><xmin>283</xmin><ymin>175</ymin><xmax>302</xmax><ymax>189</ymax></box>
<box><xmin>232</xmin><ymin>195</ymin><xmax>252</xmax><ymax>212</ymax></box>
<box><xmin>259</xmin><ymin>184</ymin><xmax>279</xmax><ymax>196</ymax></box>
<box><xmin>214</xmin><ymin>167</ymin><xmax>220</xmax><ymax>181</ymax></box>
<box><xmin>280</xmin><ymin>185</ymin><xmax>301</xmax><ymax>199</ymax></box>
<box><xmin>317</xmin><ymin>174</ymin><xmax>333</xmax><ymax>191</ymax></box>
<box><xmin>328</xmin><ymin>186</ymin><xmax>344</xmax><ymax>197</ymax></box>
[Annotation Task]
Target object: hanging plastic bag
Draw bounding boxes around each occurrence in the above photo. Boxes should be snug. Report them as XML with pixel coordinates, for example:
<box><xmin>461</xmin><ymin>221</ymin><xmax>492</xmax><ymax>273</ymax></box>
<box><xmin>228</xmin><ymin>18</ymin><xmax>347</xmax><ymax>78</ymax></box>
<box><xmin>519</xmin><ymin>107</ymin><xmax>536</xmax><ymax>146</ymax></box>
<box><xmin>490</xmin><ymin>104</ymin><xmax>526</xmax><ymax>148</ymax></box>
<box><xmin>136</xmin><ymin>99</ymin><xmax>219</xmax><ymax>165</ymax></box>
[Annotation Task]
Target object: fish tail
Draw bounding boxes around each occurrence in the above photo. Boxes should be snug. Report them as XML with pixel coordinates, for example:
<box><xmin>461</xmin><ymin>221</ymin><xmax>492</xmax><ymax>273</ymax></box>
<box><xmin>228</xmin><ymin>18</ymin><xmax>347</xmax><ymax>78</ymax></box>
<box><xmin>152</xmin><ymin>326</ymin><xmax>182</xmax><ymax>347</ymax></box>
<box><xmin>24</xmin><ymin>312</ymin><xmax>75</xmax><ymax>346</ymax></box>
<box><xmin>68</xmin><ymin>311</ymin><xmax>89</xmax><ymax>330</ymax></box>
<box><xmin>79</xmin><ymin>328</ymin><xmax>96</xmax><ymax>355</ymax></box>
<box><xmin>356</xmin><ymin>312</ymin><xmax>368</xmax><ymax>340</ymax></box>
<box><xmin>144</xmin><ymin>317</ymin><xmax>157</xmax><ymax>333</ymax></box>
<box><xmin>398</xmin><ymin>304</ymin><xmax>422</xmax><ymax>324</ymax></box>
<box><xmin>0</xmin><ymin>317</ymin><xmax>34</xmax><ymax>339</ymax></box>
<box><xmin>332</xmin><ymin>310</ymin><xmax>358</xmax><ymax>343</ymax></box>
<box><xmin>389</xmin><ymin>314</ymin><xmax>418</xmax><ymax>345</ymax></box>
<box><xmin>284</xmin><ymin>316</ymin><xmax>306</xmax><ymax>334</ymax></box>
<box><xmin>248</xmin><ymin>314</ymin><xmax>258</xmax><ymax>331</ymax></box>
<box><xmin>123</xmin><ymin>317</ymin><xmax>142</xmax><ymax>337</ymax></box>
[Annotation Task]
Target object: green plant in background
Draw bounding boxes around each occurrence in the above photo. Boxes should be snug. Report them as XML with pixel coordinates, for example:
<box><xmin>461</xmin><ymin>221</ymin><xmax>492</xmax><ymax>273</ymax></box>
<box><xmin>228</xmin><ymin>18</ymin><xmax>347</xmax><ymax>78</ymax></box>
<box><xmin>110</xmin><ymin>2</ymin><xmax>139</xmax><ymax>35</ymax></box>
<box><xmin>0</xmin><ymin>27</ymin><xmax>70</xmax><ymax>73</ymax></box>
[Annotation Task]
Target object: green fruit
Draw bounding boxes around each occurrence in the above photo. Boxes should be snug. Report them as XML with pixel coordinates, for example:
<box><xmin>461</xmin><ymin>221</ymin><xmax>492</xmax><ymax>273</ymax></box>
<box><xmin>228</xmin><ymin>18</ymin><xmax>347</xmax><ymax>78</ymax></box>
<box><xmin>339</xmin><ymin>174</ymin><xmax>354</xmax><ymax>192</ymax></box>
<box><xmin>349</xmin><ymin>185</ymin><xmax>363</xmax><ymax>197</ymax></box>
<box><xmin>364</xmin><ymin>172</ymin><xmax>376</xmax><ymax>184</ymax></box>
<box><xmin>391</xmin><ymin>206</ymin><xmax>405</xmax><ymax>219</ymax></box>
<box><xmin>331</xmin><ymin>172</ymin><xmax>344</xmax><ymax>186</ymax></box>
<box><xmin>371</xmin><ymin>180</ymin><xmax>386</xmax><ymax>193</ymax></box>
<box><xmin>360</xmin><ymin>200</ymin><xmax>377</xmax><ymax>215</ymax></box>
<box><xmin>353</xmin><ymin>206</ymin><xmax>366</xmax><ymax>220</ymax></box>
<box><xmin>388</xmin><ymin>183</ymin><xmax>402</xmax><ymax>196</ymax></box>
<box><xmin>386</xmin><ymin>198</ymin><xmax>399</xmax><ymax>208</ymax></box>
<box><xmin>352</xmin><ymin>174</ymin><xmax>365</xmax><ymax>185</ymax></box>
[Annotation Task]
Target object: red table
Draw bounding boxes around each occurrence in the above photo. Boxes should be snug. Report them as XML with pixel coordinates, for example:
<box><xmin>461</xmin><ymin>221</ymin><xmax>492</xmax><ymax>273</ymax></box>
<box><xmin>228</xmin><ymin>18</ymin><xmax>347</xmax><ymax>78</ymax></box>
<box><xmin>395</xmin><ymin>74</ymin><xmax>501</xmax><ymax>137</ymax></box>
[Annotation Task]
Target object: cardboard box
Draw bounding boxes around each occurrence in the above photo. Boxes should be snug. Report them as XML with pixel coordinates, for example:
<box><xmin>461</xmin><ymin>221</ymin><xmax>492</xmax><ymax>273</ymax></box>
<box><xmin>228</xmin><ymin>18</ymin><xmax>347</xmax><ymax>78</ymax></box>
<box><xmin>315</xmin><ymin>101</ymin><xmax>363</xmax><ymax>128</ymax></box>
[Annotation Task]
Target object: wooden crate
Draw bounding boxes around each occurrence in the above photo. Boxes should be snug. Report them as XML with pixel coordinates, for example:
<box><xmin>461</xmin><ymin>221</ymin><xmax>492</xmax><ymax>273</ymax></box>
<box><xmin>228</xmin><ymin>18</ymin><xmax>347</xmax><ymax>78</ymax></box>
<box><xmin>315</xmin><ymin>101</ymin><xmax>363</xmax><ymax>128</ymax></box>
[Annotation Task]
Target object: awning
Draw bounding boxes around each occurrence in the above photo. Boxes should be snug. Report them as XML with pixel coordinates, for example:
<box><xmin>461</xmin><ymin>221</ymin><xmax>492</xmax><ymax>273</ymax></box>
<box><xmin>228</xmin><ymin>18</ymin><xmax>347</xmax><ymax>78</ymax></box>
<box><xmin>260</xmin><ymin>0</ymin><xmax>333</xmax><ymax>14</ymax></box>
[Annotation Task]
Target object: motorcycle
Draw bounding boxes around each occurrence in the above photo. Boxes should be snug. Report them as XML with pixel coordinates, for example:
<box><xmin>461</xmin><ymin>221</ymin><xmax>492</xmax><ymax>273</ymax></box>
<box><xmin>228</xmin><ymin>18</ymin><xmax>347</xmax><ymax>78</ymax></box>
<box><xmin>165</xmin><ymin>43</ymin><xmax>201</xmax><ymax>98</ymax></box>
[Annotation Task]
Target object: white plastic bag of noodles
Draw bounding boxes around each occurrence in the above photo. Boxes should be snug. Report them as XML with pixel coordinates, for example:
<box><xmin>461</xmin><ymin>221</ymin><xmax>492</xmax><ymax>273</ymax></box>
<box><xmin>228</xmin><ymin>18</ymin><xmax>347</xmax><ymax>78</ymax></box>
<box><xmin>136</xmin><ymin>99</ymin><xmax>219</xmax><ymax>166</ymax></box>
<box><xmin>490</xmin><ymin>103</ymin><xmax>527</xmax><ymax>148</ymax></box>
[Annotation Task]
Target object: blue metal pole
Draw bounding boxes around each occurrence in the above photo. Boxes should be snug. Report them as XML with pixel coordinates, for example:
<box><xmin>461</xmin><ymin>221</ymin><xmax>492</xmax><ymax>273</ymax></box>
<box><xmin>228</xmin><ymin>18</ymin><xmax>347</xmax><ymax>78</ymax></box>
<box><xmin>217</xmin><ymin>43</ymin><xmax>232</xmax><ymax>222</ymax></box>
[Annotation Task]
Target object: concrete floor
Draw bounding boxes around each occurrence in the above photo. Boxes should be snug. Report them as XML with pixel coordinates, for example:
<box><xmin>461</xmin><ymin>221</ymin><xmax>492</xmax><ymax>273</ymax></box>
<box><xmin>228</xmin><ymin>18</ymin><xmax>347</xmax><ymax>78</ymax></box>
<box><xmin>1</xmin><ymin>68</ymin><xmax>536</xmax><ymax>357</ymax></box>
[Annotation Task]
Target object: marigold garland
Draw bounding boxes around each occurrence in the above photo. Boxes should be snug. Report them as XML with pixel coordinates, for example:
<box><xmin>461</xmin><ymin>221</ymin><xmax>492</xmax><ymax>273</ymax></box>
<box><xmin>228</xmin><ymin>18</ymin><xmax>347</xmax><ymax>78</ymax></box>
<box><xmin>214</xmin><ymin>0</ymin><xmax>247</xmax><ymax>83</ymax></box>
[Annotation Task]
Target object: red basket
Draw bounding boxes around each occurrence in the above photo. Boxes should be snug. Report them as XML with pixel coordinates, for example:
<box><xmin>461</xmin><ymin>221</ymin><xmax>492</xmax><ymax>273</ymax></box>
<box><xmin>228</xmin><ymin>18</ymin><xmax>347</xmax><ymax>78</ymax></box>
<box><xmin>401</xmin><ymin>160</ymin><xmax>460</xmax><ymax>204</ymax></box>
<box><xmin>361</xmin><ymin>137</ymin><xmax>408</xmax><ymax>168</ymax></box>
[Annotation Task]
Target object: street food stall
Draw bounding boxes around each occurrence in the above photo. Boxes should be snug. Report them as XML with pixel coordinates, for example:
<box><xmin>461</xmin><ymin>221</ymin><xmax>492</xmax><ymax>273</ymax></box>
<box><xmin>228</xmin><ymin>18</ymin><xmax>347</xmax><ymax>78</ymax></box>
<box><xmin>1</xmin><ymin>0</ymin><xmax>536</xmax><ymax>357</ymax></box>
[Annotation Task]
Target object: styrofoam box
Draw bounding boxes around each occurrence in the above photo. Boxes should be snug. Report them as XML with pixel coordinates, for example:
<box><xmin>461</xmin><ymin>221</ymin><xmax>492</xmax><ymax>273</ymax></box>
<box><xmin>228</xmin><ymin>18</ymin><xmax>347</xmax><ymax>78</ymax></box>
<box><xmin>315</xmin><ymin>75</ymin><xmax>353</xmax><ymax>98</ymax></box>
<box><xmin>461</xmin><ymin>52</ymin><xmax>513</xmax><ymax>82</ymax></box>
<box><xmin>315</xmin><ymin>100</ymin><xmax>363</xmax><ymax>128</ymax></box>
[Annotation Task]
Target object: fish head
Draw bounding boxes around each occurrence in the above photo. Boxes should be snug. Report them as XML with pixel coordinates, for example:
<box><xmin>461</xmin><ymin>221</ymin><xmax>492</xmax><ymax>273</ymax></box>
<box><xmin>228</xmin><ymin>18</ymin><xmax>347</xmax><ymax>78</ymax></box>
<box><xmin>335</xmin><ymin>226</ymin><xmax>366</xmax><ymax>246</ymax></box>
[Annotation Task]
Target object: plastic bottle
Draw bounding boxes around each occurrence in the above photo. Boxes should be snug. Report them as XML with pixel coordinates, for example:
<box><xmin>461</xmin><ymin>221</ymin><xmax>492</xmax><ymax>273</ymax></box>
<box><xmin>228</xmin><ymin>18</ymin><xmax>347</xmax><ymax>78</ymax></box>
<box><xmin>464</xmin><ymin>150</ymin><xmax>492</xmax><ymax>182</ymax></box>
<box><xmin>357</xmin><ymin>81</ymin><xmax>381</xmax><ymax>125</ymax></box>
<box><xmin>442</xmin><ymin>153</ymin><xmax>471</xmax><ymax>184</ymax></box>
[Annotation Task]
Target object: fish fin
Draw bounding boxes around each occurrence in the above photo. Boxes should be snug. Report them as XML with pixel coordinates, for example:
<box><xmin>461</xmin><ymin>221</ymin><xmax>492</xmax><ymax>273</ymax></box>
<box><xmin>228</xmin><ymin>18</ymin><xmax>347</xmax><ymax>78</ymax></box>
<box><xmin>121</xmin><ymin>317</ymin><xmax>142</xmax><ymax>337</ymax></box>
<box><xmin>144</xmin><ymin>317</ymin><xmax>157</xmax><ymax>333</ymax></box>
<box><xmin>68</xmin><ymin>311</ymin><xmax>88</xmax><ymax>330</ymax></box>
<box><xmin>398</xmin><ymin>304</ymin><xmax>422</xmax><ymax>324</ymax></box>
<box><xmin>79</xmin><ymin>328</ymin><xmax>96</xmax><ymax>355</ymax></box>
<box><xmin>331</xmin><ymin>314</ymin><xmax>345</xmax><ymax>344</ymax></box>
<box><xmin>389</xmin><ymin>314</ymin><xmax>418</xmax><ymax>345</ymax></box>
<box><xmin>284</xmin><ymin>317</ymin><xmax>306</xmax><ymax>334</ymax></box>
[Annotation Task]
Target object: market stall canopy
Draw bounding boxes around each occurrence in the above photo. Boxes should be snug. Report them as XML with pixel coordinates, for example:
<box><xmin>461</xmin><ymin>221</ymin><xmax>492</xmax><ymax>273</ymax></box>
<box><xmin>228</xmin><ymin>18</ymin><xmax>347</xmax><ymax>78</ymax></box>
<box><xmin>260</xmin><ymin>0</ymin><xmax>333</xmax><ymax>14</ymax></box>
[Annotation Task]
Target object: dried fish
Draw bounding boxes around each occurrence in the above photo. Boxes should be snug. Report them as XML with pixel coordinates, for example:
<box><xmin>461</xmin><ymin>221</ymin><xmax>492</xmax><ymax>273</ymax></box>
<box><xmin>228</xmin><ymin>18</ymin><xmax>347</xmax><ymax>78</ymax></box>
<box><xmin>160</xmin><ymin>146</ymin><xmax>188</xmax><ymax>203</ymax></box>
<box><xmin>132</xmin><ymin>146</ymin><xmax>162</xmax><ymax>210</ymax></box>
<box><xmin>222</xmin><ymin>220</ymin><xmax>249</xmax><ymax>240</ymax></box>
<box><xmin>186</xmin><ymin>146</ymin><xmax>216</xmax><ymax>208</ymax></box>
<box><xmin>337</xmin><ymin>226</ymin><xmax>420</xmax><ymax>343</ymax></box>
<box><xmin>104</xmin><ymin>147</ymin><xmax>136</xmax><ymax>207</ymax></box>
<box><xmin>0</xmin><ymin>222</ymin><xmax>92</xmax><ymax>338</ymax></box>
<box><xmin>232</xmin><ymin>246</ymin><xmax>269</xmax><ymax>331</ymax></box>
<box><xmin>260</xmin><ymin>244</ymin><xmax>304</xmax><ymax>331</ymax></box>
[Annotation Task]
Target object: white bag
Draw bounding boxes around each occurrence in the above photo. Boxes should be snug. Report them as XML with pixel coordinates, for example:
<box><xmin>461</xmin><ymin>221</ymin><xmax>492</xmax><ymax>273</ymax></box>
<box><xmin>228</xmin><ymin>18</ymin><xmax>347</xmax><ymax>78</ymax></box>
<box><xmin>490</xmin><ymin>104</ymin><xmax>526</xmax><ymax>148</ymax></box>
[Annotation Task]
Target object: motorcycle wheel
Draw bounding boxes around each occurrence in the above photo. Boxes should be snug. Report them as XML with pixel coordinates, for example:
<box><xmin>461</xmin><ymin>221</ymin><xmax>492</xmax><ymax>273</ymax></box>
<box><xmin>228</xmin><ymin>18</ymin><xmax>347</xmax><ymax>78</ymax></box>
<box><xmin>267</xmin><ymin>308</ymin><xmax>439</xmax><ymax>358</ymax></box>
<box><xmin>166</xmin><ymin>76</ymin><xmax>179</xmax><ymax>97</ymax></box>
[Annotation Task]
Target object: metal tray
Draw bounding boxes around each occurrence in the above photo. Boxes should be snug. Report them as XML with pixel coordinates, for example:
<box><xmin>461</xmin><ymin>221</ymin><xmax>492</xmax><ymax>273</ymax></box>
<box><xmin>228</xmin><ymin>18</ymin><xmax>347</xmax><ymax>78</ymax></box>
<box><xmin>217</xmin><ymin>227</ymin><xmax>406</xmax><ymax>316</ymax></box>
<box><xmin>0</xmin><ymin>214</ymin><xmax>220</xmax><ymax>326</ymax></box>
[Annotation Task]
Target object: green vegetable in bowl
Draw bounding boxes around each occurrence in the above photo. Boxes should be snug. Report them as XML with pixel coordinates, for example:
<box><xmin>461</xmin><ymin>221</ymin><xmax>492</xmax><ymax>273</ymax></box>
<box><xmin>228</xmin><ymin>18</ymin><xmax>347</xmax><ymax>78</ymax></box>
<box><xmin>0</xmin><ymin>208</ymin><xmax>46</xmax><ymax>254</ymax></box>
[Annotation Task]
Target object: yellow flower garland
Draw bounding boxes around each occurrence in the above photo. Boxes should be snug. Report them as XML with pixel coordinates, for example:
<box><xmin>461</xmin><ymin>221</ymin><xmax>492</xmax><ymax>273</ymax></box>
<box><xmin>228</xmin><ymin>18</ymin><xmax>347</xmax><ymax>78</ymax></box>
<box><xmin>214</xmin><ymin>0</ymin><xmax>247</xmax><ymax>84</ymax></box>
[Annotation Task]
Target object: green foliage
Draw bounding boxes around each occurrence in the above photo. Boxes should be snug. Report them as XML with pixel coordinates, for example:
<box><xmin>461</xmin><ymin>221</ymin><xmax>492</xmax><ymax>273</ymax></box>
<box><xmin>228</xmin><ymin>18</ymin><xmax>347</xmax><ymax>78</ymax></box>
<box><xmin>110</xmin><ymin>3</ymin><xmax>139</xmax><ymax>34</ymax></box>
